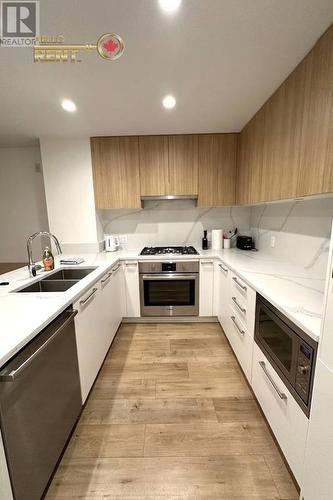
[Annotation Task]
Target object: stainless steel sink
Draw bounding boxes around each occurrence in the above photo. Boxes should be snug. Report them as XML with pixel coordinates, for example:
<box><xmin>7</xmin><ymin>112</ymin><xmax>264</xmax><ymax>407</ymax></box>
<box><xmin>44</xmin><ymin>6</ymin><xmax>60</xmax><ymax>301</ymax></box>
<box><xmin>43</xmin><ymin>268</ymin><xmax>97</xmax><ymax>281</ymax></box>
<box><xmin>16</xmin><ymin>280</ymin><xmax>79</xmax><ymax>293</ymax></box>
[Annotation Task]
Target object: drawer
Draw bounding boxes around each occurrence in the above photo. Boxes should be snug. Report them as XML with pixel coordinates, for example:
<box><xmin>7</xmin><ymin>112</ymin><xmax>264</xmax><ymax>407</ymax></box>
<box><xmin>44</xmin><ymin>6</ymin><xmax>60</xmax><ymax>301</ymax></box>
<box><xmin>229</xmin><ymin>290</ymin><xmax>255</xmax><ymax>336</ymax></box>
<box><xmin>252</xmin><ymin>343</ymin><xmax>308</xmax><ymax>485</ymax></box>
<box><xmin>223</xmin><ymin>306</ymin><xmax>253</xmax><ymax>382</ymax></box>
<box><xmin>230</xmin><ymin>271</ymin><xmax>256</xmax><ymax>334</ymax></box>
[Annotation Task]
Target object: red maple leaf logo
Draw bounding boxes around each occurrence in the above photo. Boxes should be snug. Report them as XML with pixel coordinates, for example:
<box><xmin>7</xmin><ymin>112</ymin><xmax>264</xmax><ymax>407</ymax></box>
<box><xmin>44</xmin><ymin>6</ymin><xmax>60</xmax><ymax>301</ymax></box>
<box><xmin>103</xmin><ymin>38</ymin><xmax>119</xmax><ymax>53</ymax></box>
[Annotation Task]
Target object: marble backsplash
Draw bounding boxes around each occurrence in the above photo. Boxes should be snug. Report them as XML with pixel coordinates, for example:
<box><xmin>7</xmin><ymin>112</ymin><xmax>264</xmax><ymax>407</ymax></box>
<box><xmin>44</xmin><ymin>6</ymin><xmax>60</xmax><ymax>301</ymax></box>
<box><xmin>97</xmin><ymin>200</ymin><xmax>250</xmax><ymax>250</ymax></box>
<box><xmin>250</xmin><ymin>196</ymin><xmax>333</xmax><ymax>278</ymax></box>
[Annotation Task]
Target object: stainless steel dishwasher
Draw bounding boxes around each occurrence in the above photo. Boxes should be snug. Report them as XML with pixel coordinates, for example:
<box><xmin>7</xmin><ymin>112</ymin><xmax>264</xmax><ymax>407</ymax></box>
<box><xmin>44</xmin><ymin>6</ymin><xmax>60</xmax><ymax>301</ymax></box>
<box><xmin>0</xmin><ymin>308</ymin><xmax>82</xmax><ymax>500</ymax></box>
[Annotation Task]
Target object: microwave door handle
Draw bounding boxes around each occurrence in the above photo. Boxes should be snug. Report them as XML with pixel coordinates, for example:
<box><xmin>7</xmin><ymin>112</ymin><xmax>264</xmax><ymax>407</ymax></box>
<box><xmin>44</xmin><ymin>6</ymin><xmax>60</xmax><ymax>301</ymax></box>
<box><xmin>141</xmin><ymin>274</ymin><xmax>198</xmax><ymax>280</ymax></box>
<box><xmin>259</xmin><ymin>361</ymin><xmax>287</xmax><ymax>400</ymax></box>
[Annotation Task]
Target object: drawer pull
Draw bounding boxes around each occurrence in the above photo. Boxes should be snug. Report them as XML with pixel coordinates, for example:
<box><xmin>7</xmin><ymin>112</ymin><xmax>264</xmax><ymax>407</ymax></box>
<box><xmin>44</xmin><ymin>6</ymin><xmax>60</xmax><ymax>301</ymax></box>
<box><xmin>112</xmin><ymin>264</ymin><xmax>121</xmax><ymax>274</ymax></box>
<box><xmin>232</xmin><ymin>296</ymin><xmax>246</xmax><ymax>314</ymax></box>
<box><xmin>231</xmin><ymin>315</ymin><xmax>245</xmax><ymax>336</ymax></box>
<box><xmin>80</xmin><ymin>287</ymin><xmax>98</xmax><ymax>305</ymax></box>
<box><xmin>219</xmin><ymin>263</ymin><xmax>229</xmax><ymax>273</ymax></box>
<box><xmin>201</xmin><ymin>260</ymin><xmax>214</xmax><ymax>265</ymax></box>
<box><xmin>101</xmin><ymin>272</ymin><xmax>112</xmax><ymax>284</ymax></box>
<box><xmin>125</xmin><ymin>262</ymin><xmax>138</xmax><ymax>267</ymax></box>
<box><xmin>232</xmin><ymin>276</ymin><xmax>247</xmax><ymax>291</ymax></box>
<box><xmin>259</xmin><ymin>361</ymin><xmax>287</xmax><ymax>400</ymax></box>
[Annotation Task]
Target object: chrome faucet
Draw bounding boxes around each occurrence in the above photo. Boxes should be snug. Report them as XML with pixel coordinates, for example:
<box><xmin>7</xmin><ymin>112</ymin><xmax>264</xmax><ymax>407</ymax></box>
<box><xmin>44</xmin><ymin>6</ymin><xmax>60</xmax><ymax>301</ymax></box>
<box><xmin>27</xmin><ymin>231</ymin><xmax>62</xmax><ymax>277</ymax></box>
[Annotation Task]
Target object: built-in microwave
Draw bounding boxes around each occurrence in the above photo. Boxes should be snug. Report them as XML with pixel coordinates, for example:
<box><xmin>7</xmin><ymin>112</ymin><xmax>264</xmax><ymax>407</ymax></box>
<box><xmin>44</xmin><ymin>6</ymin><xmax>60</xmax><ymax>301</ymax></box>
<box><xmin>255</xmin><ymin>294</ymin><xmax>317</xmax><ymax>417</ymax></box>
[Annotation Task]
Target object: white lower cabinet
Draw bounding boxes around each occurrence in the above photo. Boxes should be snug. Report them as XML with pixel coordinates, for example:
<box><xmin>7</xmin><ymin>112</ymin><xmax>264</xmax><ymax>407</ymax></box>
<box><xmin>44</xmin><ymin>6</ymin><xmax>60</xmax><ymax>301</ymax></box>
<box><xmin>302</xmin><ymin>360</ymin><xmax>333</xmax><ymax>500</ymax></box>
<box><xmin>199</xmin><ymin>260</ymin><xmax>214</xmax><ymax>316</ymax></box>
<box><xmin>252</xmin><ymin>343</ymin><xmax>309</xmax><ymax>485</ymax></box>
<box><xmin>100</xmin><ymin>262</ymin><xmax>123</xmax><ymax>345</ymax></box>
<box><xmin>74</xmin><ymin>264</ymin><xmax>125</xmax><ymax>404</ymax></box>
<box><xmin>123</xmin><ymin>261</ymin><xmax>140</xmax><ymax>317</ymax></box>
<box><xmin>224</xmin><ymin>306</ymin><xmax>253</xmax><ymax>382</ymax></box>
<box><xmin>74</xmin><ymin>283</ymin><xmax>104</xmax><ymax>403</ymax></box>
<box><xmin>217</xmin><ymin>261</ymin><xmax>230</xmax><ymax>326</ymax></box>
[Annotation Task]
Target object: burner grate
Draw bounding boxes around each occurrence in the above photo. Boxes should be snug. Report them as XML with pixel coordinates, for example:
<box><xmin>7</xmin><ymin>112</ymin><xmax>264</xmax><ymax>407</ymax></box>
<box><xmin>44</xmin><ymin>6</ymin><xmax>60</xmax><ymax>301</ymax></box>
<box><xmin>140</xmin><ymin>246</ymin><xmax>199</xmax><ymax>256</ymax></box>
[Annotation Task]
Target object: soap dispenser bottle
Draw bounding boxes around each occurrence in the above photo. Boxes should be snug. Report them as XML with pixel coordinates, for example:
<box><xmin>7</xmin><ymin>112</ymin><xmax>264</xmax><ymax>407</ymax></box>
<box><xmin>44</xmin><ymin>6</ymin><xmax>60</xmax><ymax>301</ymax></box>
<box><xmin>202</xmin><ymin>230</ymin><xmax>208</xmax><ymax>250</ymax></box>
<box><xmin>43</xmin><ymin>246</ymin><xmax>54</xmax><ymax>271</ymax></box>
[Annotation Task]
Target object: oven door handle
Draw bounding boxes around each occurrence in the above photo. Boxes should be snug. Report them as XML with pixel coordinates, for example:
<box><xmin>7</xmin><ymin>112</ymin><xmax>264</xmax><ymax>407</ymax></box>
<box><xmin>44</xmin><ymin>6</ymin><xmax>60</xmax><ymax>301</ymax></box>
<box><xmin>140</xmin><ymin>274</ymin><xmax>198</xmax><ymax>280</ymax></box>
<box><xmin>259</xmin><ymin>361</ymin><xmax>288</xmax><ymax>400</ymax></box>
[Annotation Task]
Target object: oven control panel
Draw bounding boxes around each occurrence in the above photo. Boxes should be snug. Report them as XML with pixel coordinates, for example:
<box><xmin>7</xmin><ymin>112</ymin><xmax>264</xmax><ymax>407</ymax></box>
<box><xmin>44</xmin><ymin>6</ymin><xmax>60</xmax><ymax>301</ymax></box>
<box><xmin>295</xmin><ymin>342</ymin><xmax>314</xmax><ymax>404</ymax></box>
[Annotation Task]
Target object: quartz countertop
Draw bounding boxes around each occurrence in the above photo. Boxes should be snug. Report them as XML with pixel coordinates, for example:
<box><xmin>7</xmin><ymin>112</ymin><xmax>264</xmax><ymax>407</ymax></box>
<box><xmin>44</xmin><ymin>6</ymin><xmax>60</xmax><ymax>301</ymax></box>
<box><xmin>0</xmin><ymin>248</ymin><xmax>325</xmax><ymax>367</ymax></box>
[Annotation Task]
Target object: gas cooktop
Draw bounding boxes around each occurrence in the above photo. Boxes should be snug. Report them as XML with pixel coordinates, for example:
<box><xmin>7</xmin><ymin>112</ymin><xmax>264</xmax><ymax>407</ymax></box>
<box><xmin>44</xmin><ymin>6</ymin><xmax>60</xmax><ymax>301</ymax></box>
<box><xmin>140</xmin><ymin>246</ymin><xmax>199</xmax><ymax>256</ymax></box>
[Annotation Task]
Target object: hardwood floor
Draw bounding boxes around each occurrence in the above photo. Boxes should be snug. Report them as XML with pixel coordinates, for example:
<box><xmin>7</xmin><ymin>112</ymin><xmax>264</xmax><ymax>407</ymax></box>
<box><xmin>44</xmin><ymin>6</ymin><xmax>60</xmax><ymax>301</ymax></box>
<box><xmin>46</xmin><ymin>323</ymin><xmax>299</xmax><ymax>500</ymax></box>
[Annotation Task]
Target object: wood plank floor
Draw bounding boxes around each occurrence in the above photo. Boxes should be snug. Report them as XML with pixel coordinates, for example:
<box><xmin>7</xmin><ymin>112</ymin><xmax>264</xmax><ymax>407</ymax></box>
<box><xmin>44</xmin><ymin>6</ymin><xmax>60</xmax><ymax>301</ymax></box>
<box><xmin>46</xmin><ymin>323</ymin><xmax>299</xmax><ymax>500</ymax></box>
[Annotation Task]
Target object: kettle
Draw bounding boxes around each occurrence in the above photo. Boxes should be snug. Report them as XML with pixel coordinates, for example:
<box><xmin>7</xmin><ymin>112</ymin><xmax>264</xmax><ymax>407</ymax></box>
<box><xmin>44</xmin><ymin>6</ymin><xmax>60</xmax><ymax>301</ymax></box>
<box><xmin>105</xmin><ymin>234</ymin><xmax>120</xmax><ymax>252</ymax></box>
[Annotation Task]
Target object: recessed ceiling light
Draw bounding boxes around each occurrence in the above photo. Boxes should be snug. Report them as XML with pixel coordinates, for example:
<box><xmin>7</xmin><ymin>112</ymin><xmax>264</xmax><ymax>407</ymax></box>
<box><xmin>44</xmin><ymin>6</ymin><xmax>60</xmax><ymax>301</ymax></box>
<box><xmin>61</xmin><ymin>99</ymin><xmax>77</xmax><ymax>112</ymax></box>
<box><xmin>162</xmin><ymin>94</ymin><xmax>176</xmax><ymax>109</ymax></box>
<box><xmin>158</xmin><ymin>0</ymin><xmax>182</xmax><ymax>14</ymax></box>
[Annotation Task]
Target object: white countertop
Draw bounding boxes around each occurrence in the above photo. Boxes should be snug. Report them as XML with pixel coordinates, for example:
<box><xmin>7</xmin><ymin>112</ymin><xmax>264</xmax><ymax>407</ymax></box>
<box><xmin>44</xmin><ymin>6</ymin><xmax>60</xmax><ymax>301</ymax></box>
<box><xmin>0</xmin><ymin>248</ymin><xmax>324</xmax><ymax>367</ymax></box>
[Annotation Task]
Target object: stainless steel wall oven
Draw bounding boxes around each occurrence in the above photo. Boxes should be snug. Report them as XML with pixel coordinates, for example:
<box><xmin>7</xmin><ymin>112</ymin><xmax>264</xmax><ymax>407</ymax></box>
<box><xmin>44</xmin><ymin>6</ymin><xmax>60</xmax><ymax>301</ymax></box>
<box><xmin>139</xmin><ymin>261</ymin><xmax>199</xmax><ymax>316</ymax></box>
<box><xmin>255</xmin><ymin>294</ymin><xmax>317</xmax><ymax>416</ymax></box>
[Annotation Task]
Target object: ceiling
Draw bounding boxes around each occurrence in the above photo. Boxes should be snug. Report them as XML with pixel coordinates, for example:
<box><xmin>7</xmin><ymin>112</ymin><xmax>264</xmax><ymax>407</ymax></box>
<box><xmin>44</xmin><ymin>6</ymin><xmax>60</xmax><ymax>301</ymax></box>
<box><xmin>0</xmin><ymin>0</ymin><xmax>333</xmax><ymax>146</ymax></box>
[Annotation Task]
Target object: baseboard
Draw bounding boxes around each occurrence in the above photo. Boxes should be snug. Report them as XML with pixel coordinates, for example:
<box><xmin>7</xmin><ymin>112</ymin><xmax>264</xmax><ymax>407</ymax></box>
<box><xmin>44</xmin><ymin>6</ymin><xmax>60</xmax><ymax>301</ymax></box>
<box><xmin>122</xmin><ymin>316</ymin><xmax>218</xmax><ymax>323</ymax></box>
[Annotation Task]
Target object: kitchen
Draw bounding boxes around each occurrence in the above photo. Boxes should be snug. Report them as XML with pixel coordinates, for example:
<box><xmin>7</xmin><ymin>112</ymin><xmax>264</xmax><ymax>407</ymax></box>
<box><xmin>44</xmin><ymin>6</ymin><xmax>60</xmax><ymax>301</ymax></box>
<box><xmin>0</xmin><ymin>1</ymin><xmax>333</xmax><ymax>499</ymax></box>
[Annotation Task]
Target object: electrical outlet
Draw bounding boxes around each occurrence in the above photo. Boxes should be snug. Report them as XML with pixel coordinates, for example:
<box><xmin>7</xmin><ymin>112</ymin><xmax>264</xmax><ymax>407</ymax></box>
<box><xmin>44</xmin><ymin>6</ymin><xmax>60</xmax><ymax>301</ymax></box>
<box><xmin>270</xmin><ymin>235</ymin><xmax>276</xmax><ymax>248</ymax></box>
<box><xmin>119</xmin><ymin>234</ymin><xmax>127</xmax><ymax>244</ymax></box>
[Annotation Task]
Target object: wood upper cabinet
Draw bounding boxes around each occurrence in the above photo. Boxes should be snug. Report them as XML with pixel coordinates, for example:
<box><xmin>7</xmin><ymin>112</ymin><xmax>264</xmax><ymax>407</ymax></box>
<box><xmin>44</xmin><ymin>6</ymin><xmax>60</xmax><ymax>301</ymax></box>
<box><xmin>91</xmin><ymin>136</ymin><xmax>141</xmax><ymax>209</ymax></box>
<box><xmin>198</xmin><ymin>134</ymin><xmax>238</xmax><ymax>206</ymax></box>
<box><xmin>139</xmin><ymin>136</ymin><xmax>169</xmax><ymax>196</ymax></box>
<box><xmin>297</xmin><ymin>26</ymin><xmax>333</xmax><ymax>196</ymax></box>
<box><xmin>237</xmin><ymin>109</ymin><xmax>265</xmax><ymax>205</ymax></box>
<box><xmin>168</xmin><ymin>135</ymin><xmax>199</xmax><ymax>195</ymax></box>
<box><xmin>237</xmin><ymin>24</ymin><xmax>333</xmax><ymax>204</ymax></box>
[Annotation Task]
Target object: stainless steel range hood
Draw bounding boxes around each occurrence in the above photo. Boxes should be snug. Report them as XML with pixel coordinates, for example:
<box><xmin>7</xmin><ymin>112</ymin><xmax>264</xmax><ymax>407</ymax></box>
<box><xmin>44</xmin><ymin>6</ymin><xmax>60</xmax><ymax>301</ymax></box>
<box><xmin>141</xmin><ymin>194</ymin><xmax>198</xmax><ymax>204</ymax></box>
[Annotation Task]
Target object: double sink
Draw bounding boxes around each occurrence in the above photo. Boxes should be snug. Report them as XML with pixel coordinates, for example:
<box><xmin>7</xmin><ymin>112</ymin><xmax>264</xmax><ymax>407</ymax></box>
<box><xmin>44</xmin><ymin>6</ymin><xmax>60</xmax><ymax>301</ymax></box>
<box><xmin>16</xmin><ymin>268</ymin><xmax>97</xmax><ymax>293</ymax></box>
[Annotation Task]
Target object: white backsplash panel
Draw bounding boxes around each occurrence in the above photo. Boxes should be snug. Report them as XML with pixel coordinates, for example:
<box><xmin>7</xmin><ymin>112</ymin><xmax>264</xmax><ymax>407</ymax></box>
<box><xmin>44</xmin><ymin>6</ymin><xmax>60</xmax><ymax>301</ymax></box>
<box><xmin>97</xmin><ymin>200</ymin><xmax>250</xmax><ymax>250</ymax></box>
<box><xmin>250</xmin><ymin>196</ymin><xmax>333</xmax><ymax>279</ymax></box>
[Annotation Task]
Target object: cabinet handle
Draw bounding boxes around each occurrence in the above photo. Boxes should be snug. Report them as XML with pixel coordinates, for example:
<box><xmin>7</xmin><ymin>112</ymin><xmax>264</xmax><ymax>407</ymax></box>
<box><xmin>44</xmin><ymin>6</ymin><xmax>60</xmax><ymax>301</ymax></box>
<box><xmin>232</xmin><ymin>276</ymin><xmax>247</xmax><ymax>291</ymax></box>
<box><xmin>231</xmin><ymin>315</ymin><xmax>245</xmax><ymax>336</ymax></box>
<box><xmin>101</xmin><ymin>272</ymin><xmax>112</xmax><ymax>284</ymax></box>
<box><xmin>125</xmin><ymin>262</ymin><xmax>138</xmax><ymax>267</ymax></box>
<box><xmin>112</xmin><ymin>264</ymin><xmax>121</xmax><ymax>274</ymax></box>
<box><xmin>201</xmin><ymin>260</ymin><xmax>214</xmax><ymax>265</ymax></box>
<box><xmin>232</xmin><ymin>296</ymin><xmax>246</xmax><ymax>314</ymax></box>
<box><xmin>259</xmin><ymin>361</ymin><xmax>287</xmax><ymax>400</ymax></box>
<box><xmin>219</xmin><ymin>263</ymin><xmax>228</xmax><ymax>273</ymax></box>
<box><xmin>80</xmin><ymin>287</ymin><xmax>98</xmax><ymax>305</ymax></box>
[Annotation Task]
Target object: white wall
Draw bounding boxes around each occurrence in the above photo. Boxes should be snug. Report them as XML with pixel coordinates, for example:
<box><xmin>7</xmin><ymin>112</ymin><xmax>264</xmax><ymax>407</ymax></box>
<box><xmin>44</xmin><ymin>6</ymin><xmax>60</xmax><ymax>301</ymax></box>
<box><xmin>98</xmin><ymin>200</ymin><xmax>251</xmax><ymax>250</ymax></box>
<box><xmin>40</xmin><ymin>138</ymin><xmax>100</xmax><ymax>253</ymax></box>
<box><xmin>250</xmin><ymin>197</ymin><xmax>333</xmax><ymax>278</ymax></box>
<box><xmin>0</xmin><ymin>146</ymin><xmax>49</xmax><ymax>262</ymax></box>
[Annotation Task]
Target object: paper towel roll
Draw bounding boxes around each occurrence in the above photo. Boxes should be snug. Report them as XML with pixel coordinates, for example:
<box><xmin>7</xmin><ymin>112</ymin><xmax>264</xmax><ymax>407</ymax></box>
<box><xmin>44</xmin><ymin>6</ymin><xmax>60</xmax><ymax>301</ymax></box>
<box><xmin>211</xmin><ymin>229</ymin><xmax>223</xmax><ymax>250</ymax></box>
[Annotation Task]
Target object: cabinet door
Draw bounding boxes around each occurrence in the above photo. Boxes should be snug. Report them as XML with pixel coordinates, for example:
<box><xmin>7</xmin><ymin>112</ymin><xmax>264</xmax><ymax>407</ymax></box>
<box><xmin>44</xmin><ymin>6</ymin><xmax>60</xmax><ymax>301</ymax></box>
<box><xmin>139</xmin><ymin>136</ymin><xmax>169</xmax><ymax>196</ymax></box>
<box><xmin>123</xmin><ymin>261</ymin><xmax>140</xmax><ymax>317</ymax></box>
<box><xmin>237</xmin><ymin>109</ymin><xmax>265</xmax><ymax>205</ymax></box>
<box><xmin>198</xmin><ymin>134</ymin><xmax>237</xmax><ymax>206</ymax></box>
<box><xmin>297</xmin><ymin>27</ymin><xmax>333</xmax><ymax>196</ymax></box>
<box><xmin>91</xmin><ymin>136</ymin><xmax>141</xmax><ymax>209</ymax></box>
<box><xmin>199</xmin><ymin>260</ymin><xmax>214</xmax><ymax>316</ymax></box>
<box><xmin>217</xmin><ymin>261</ymin><xmax>230</xmax><ymax>327</ymax></box>
<box><xmin>74</xmin><ymin>284</ymin><xmax>104</xmax><ymax>403</ymax></box>
<box><xmin>168</xmin><ymin>135</ymin><xmax>199</xmax><ymax>195</ymax></box>
<box><xmin>100</xmin><ymin>266</ymin><xmax>120</xmax><ymax>346</ymax></box>
<box><xmin>303</xmin><ymin>360</ymin><xmax>333</xmax><ymax>500</ymax></box>
<box><xmin>252</xmin><ymin>343</ymin><xmax>308</xmax><ymax>485</ymax></box>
